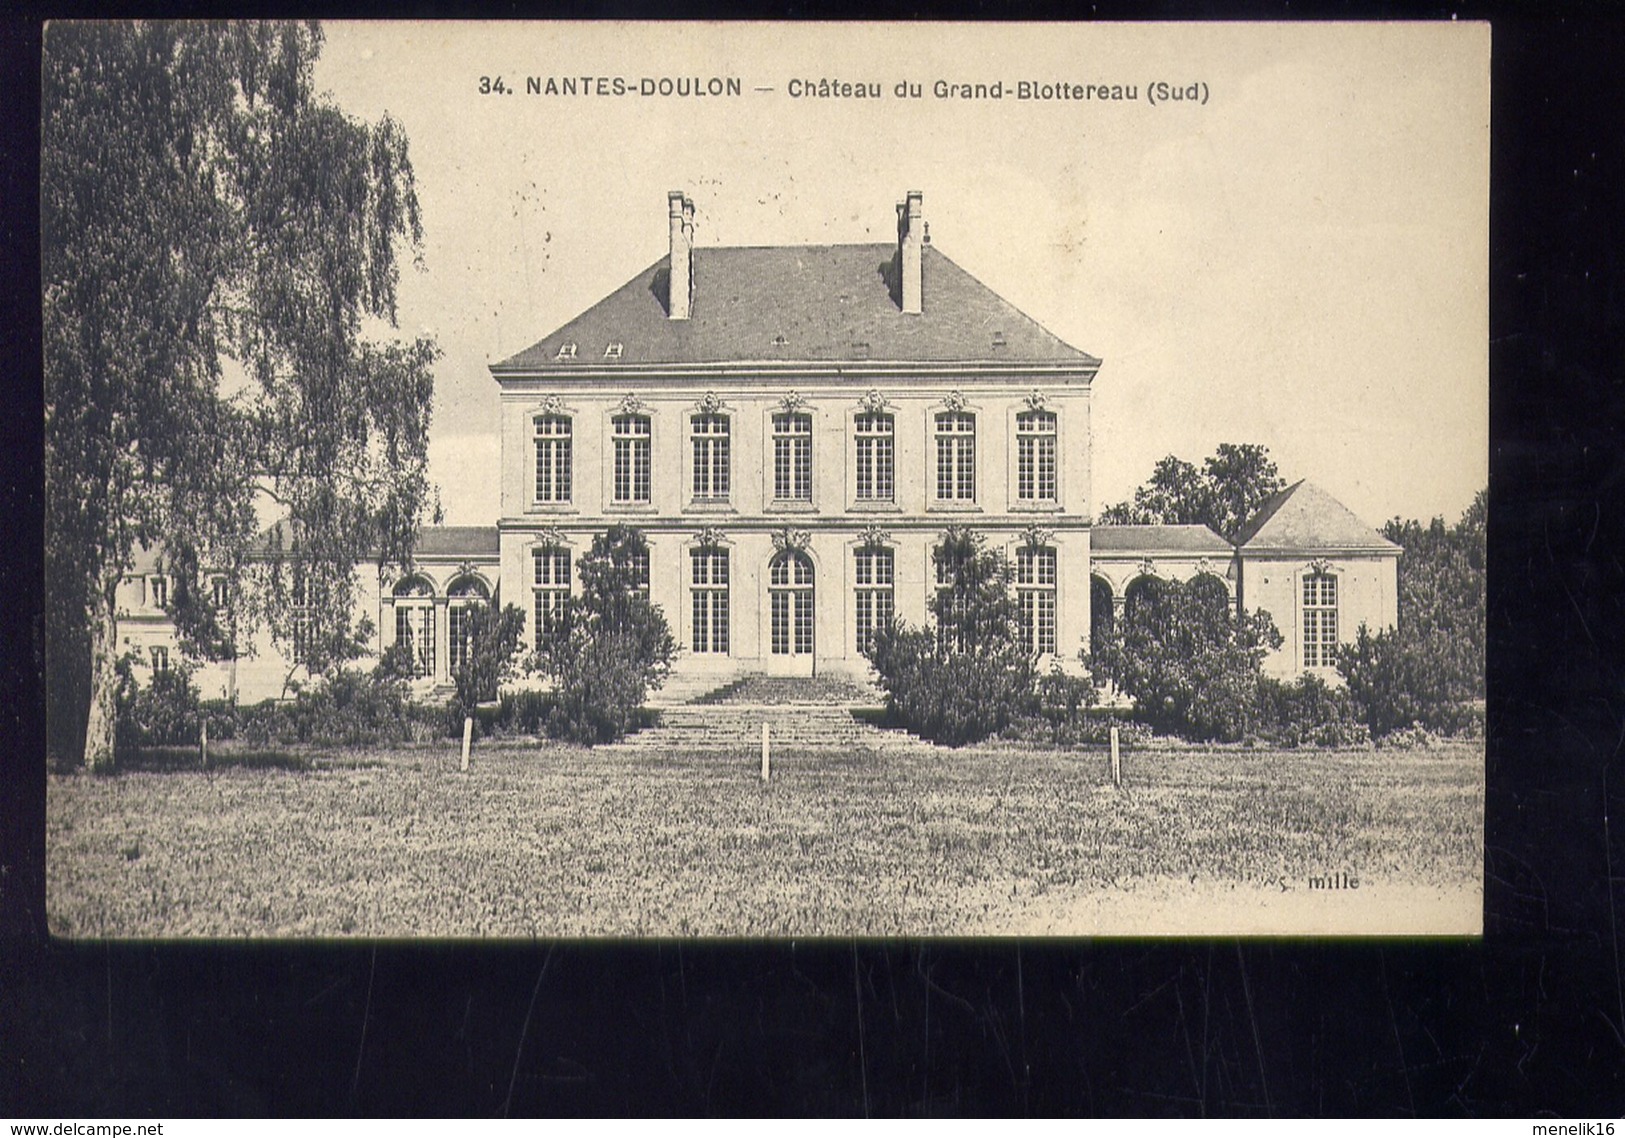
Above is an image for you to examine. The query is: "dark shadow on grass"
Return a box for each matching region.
[118,745,312,773]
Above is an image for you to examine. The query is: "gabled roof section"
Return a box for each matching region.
[493,244,1098,370]
[1235,480,1400,553]
[1091,524,1234,555]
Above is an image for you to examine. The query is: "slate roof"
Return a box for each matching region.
[249,523,500,560]
[1091,524,1234,555]
[412,526,500,557]
[1234,480,1400,553]
[493,245,1098,370]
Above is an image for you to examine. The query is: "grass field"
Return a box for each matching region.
[46,740,1483,938]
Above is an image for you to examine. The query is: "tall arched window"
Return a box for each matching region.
[447,576,491,675]
[1089,576,1115,659]
[769,550,815,656]
[392,576,436,679]
[1302,571,1339,668]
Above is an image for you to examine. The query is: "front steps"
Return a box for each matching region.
[607,671,938,753]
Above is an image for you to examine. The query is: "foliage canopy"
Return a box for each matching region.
[1100,443,1286,542]
[44,22,439,769]
[532,526,675,744]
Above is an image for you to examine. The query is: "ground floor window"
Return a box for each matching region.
[691,548,729,654]
[854,546,894,653]
[1017,546,1058,655]
[149,645,169,674]
[1303,572,1339,668]
[533,547,571,642]
[394,604,435,678]
[447,576,491,675]
[770,550,814,656]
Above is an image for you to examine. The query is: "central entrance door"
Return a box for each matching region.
[768,550,815,675]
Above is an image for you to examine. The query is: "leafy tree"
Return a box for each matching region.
[532,527,675,744]
[1336,490,1486,736]
[1089,575,1283,742]
[1100,443,1286,541]
[44,22,438,770]
[450,602,527,715]
[866,528,1036,745]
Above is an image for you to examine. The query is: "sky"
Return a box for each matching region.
[312,21,1489,530]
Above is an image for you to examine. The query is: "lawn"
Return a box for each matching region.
[46,740,1483,938]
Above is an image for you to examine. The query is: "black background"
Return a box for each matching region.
[4,7,1623,1118]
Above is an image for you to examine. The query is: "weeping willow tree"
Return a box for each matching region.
[44,21,438,770]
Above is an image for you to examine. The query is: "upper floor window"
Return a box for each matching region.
[934,412,976,502]
[1303,572,1339,668]
[855,412,894,502]
[148,575,168,609]
[691,414,731,502]
[1016,410,1058,503]
[533,547,572,641]
[772,413,813,502]
[854,546,895,653]
[612,414,652,504]
[210,576,229,610]
[534,415,572,504]
[1016,546,1058,656]
[149,645,170,674]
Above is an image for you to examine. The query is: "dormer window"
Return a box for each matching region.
[148,575,167,609]
[770,334,788,348]
[555,342,577,361]
[603,342,623,360]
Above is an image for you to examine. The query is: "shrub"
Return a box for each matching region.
[1335,624,1481,739]
[1003,708,1151,749]
[1026,668,1101,745]
[1255,673,1371,748]
[115,655,203,752]
[239,654,414,747]
[1090,576,1282,742]
[866,530,1036,747]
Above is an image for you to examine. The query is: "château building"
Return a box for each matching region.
[116,191,1399,702]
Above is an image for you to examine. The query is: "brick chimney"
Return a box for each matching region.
[896,190,923,315]
[668,190,694,320]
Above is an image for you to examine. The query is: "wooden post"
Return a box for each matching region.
[761,721,770,783]
[1110,726,1121,788]
[200,717,208,769]
[461,715,473,772]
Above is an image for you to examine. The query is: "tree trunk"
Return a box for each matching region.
[84,570,121,773]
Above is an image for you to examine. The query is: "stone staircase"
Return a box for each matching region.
[606,672,939,754]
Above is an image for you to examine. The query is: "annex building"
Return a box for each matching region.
[119,191,1399,702]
